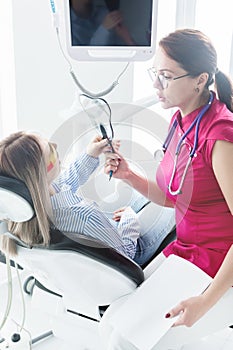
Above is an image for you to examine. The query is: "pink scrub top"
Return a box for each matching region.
[156,92,233,277]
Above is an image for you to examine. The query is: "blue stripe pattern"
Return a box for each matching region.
[51,153,140,259]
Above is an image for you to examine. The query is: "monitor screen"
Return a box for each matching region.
[64,0,158,61]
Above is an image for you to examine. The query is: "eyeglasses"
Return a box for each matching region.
[47,143,57,172]
[147,67,190,89]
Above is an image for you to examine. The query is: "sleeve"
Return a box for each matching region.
[117,207,140,259]
[204,119,233,166]
[52,153,99,193]
[207,119,233,143]
[74,203,139,260]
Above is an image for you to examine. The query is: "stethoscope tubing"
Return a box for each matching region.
[164,91,214,196]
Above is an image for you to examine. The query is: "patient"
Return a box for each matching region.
[0,131,174,264]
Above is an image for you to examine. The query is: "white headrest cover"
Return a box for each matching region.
[0,188,34,222]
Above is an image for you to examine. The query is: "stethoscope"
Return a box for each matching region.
[162,91,214,196]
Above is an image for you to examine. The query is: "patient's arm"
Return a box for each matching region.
[116,206,140,258]
[53,137,120,193]
[52,152,99,193]
[65,201,140,260]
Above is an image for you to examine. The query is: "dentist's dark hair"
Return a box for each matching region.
[159,29,233,111]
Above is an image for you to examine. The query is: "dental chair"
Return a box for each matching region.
[0,174,147,348]
[0,173,177,349]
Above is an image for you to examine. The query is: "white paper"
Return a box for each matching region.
[110,255,212,350]
[179,327,233,350]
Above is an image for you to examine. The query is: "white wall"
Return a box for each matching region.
[8,0,134,139]
[0,0,17,138]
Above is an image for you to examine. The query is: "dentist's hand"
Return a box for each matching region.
[104,152,130,180]
[165,294,210,327]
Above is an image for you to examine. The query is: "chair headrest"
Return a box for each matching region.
[0,175,34,222]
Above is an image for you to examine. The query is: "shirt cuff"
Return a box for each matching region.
[81,152,100,168]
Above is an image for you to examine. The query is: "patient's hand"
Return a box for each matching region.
[112,207,127,221]
[86,136,120,158]
[102,10,122,30]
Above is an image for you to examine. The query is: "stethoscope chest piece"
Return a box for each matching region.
[154,149,164,164]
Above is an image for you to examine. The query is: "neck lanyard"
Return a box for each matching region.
[164,91,214,195]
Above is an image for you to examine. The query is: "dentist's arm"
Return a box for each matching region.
[104,152,173,208]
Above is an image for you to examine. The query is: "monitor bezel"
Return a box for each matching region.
[63,0,158,62]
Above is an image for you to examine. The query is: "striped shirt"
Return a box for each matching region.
[51,153,140,259]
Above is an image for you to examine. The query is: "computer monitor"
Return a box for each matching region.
[63,0,158,61]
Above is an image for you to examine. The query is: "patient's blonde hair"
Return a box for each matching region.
[0,131,53,256]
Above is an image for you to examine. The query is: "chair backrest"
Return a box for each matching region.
[0,175,144,319]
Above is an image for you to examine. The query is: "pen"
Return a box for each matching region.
[100,124,115,181]
[109,170,113,181]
